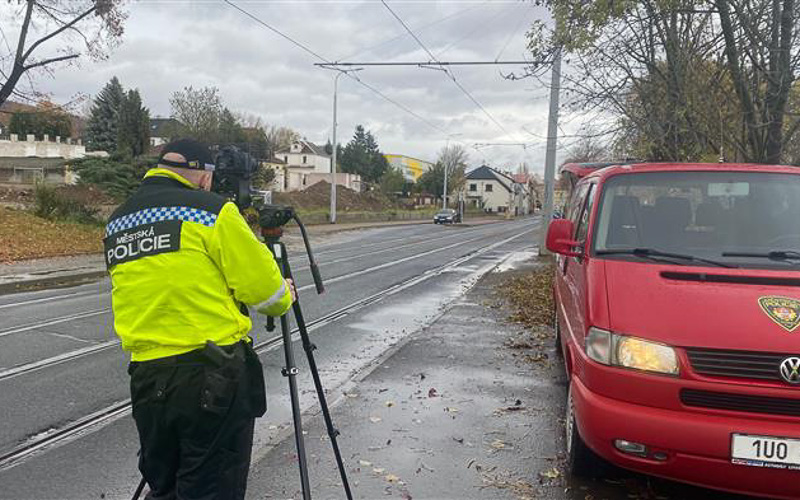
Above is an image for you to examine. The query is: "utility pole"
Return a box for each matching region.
[540,46,562,254]
[328,68,362,224]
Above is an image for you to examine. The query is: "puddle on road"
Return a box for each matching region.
[494,249,539,272]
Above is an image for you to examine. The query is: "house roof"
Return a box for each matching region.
[512,173,531,184]
[466,165,512,192]
[276,139,330,157]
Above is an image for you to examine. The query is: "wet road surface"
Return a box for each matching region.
[0,218,538,499]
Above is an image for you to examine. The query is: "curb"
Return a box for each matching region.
[0,270,108,295]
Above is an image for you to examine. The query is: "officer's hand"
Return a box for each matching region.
[286,279,297,303]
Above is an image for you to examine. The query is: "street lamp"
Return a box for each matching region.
[328,68,362,224]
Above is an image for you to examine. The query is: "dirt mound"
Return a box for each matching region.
[273,181,400,212]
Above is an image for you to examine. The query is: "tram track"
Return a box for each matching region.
[0,226,534,473]
[0,222,532,382]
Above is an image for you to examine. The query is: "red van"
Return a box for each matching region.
[547,163,800,499]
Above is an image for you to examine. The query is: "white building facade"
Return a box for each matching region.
[464,165,531,215]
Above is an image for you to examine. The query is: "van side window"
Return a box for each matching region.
[575,185,596,242]
[567,184,589,225]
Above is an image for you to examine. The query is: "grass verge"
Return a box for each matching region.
[0,208,103,262]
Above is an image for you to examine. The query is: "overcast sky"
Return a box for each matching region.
[5,0,580,174]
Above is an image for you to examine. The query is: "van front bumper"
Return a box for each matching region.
[572,376,800,500]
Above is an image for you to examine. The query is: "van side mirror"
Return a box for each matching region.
[546,219,582,257]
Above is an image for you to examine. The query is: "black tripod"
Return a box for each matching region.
[261,208,353,500]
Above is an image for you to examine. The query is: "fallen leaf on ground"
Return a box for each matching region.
[369,416,382,423]
[427,388,438,397]
[539,467,561,480]
[385,474,400,483]
[490,439,507,449]
[385,401,395,407]
[358,460,372,467]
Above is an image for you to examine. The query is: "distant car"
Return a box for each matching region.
[433,209,460,224]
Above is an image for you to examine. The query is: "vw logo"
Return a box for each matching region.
[779,357,800,384]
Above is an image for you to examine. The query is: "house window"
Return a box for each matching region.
[284,156,288,162]
[485,184,493,192]
[469,183,477,192]
[302,155,307,164]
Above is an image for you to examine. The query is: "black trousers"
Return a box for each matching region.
[129,341,266,500]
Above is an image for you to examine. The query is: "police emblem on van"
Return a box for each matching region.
[103,220,181,268]
[758,296,800,332]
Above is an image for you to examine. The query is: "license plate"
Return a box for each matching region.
[732,434,800,470]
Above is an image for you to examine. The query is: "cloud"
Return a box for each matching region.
[5,0,589,173]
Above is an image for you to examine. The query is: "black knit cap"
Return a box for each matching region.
[158,138,215,171]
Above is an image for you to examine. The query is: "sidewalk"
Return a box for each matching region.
[0,216,509,294]
[246,260,572,500]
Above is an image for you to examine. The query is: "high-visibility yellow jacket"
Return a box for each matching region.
[105,168,292,362]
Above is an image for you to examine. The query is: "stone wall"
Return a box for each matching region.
[0,134,86,159]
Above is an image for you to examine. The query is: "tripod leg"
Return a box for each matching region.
[279,309,312,500]
[280,244,353,500]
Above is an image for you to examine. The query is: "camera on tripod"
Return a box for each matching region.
[211,145,260,210]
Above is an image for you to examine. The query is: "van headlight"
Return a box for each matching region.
[586,327,679,376]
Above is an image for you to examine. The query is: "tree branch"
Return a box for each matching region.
[23,53,79,71]
[21,4,96,64]
[15,1,35,64]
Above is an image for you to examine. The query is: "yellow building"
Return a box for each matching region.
[384,154,434,183]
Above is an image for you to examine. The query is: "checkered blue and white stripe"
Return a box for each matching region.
[105,206,217,236]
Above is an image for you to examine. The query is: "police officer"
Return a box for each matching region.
[104,139,294,500]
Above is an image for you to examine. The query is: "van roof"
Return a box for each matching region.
[582,162,800,182]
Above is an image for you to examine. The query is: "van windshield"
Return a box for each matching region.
[593,171,800,269]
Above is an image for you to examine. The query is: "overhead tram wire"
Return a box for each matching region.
[436,2,519,59]
[494,2,536,62]
[335,0,491,63]
[379,0,516,142]
[223,0,472,151]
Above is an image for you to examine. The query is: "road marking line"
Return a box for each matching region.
[0,308,111,338]
[0,340,119,382]
[0,290,100,310]
[298,221,539,292]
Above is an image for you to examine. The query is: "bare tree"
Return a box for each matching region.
[562,135,609,164]
[264,125,299,159]
[524,0,800,164]
[169,86,223,144]
[0,0,126,107]
[437,143,469,192]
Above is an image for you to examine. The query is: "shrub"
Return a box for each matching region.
[70,155,157,200]
[33,183,100,224]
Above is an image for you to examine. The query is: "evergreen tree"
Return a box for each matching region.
[85,77,125,152]
[218,108,245,145]
[117,89,151,158]
[340,125,390,183]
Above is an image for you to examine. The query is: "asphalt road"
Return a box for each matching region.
[0,217,540,499]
